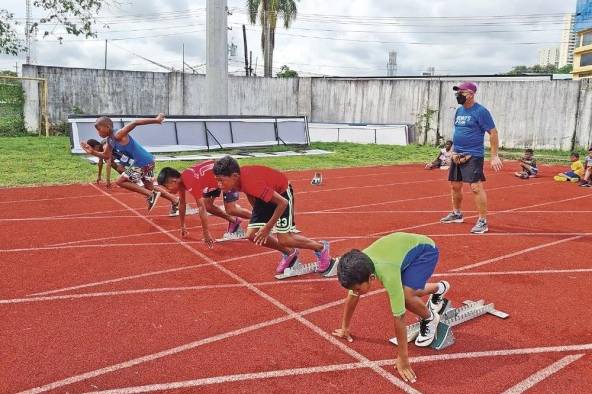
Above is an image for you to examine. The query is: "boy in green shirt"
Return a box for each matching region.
[333,232,450,383]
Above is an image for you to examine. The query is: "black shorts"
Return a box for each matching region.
[448,156,486,183]
[249,185,296,234]
[202,189,240,203]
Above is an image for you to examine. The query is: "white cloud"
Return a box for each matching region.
[0,0,577,75]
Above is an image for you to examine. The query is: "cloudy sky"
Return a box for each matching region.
[0,0,577,76]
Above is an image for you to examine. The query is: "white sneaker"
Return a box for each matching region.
[428,281,450,314]
[415,311,440,347]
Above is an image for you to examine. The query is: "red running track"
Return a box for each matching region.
[0,163,591,393]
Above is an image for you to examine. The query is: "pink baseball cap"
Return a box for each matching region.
[453,82,477,93]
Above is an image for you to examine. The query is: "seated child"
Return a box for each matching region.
[213,156,333,274]
[514,148,538,179]
[157,163,251,247]
[425,140,453,170]
[81,139,127,187]
[554,152,584,182]
[579,147,592,187]
[333,232,450,383]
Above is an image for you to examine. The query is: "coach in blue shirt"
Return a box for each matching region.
[440,82,503,234]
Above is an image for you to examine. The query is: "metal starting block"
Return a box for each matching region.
[275,257,339,280]
[215,229,247,243]
[389,299,509,350]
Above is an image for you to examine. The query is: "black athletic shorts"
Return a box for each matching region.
[448,156,486,183]
[249,184,296,234]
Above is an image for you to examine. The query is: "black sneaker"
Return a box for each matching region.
[427,281,450,314]
[415,312,440,347]
[147,191,161,212]
[169,200,180,216]
[579,182,591,188]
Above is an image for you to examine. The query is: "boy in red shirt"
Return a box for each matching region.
[157,161,251,247]
[213,156,333,274]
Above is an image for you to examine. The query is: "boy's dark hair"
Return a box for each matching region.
[157,167,181,185]
[87,139,103,151]
[525,148,534,154]
[213,155,241,177]
[445,140,453,145]
[571,152,580,159]
[336,249,375,289]
[95,116,113,130]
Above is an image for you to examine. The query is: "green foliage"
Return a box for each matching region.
[1,0,107,56]
[277,65,298,78]
[505,64,573,75]
[0,77,26,135]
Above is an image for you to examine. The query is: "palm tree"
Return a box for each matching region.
[247,0,299,77]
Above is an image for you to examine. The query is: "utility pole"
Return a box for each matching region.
[206,0,228,114]
[249,51,253,76]
[242,25,249,76]
[25,0,32,64]
[104,40,108,70]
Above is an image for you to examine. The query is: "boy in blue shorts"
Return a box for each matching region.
[95,114,178,213]
[332,232,449,383]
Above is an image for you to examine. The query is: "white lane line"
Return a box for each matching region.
[27,249,282,297]
[501,354,585,394]
[1,178,444,223]
[314,181,549,213]
[450,235,585,272]
[5,268,592,305]
[17,288,387,394]
[83,185,418,393]
[83,345,592,394]
[24,193,592,297]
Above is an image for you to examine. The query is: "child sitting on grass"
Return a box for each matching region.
[514,148,538,179]
[554,152,584,182]
[579,147,592,188]
[425,140,453,170]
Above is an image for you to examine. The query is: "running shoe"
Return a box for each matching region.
[276,248,299,274]
[440,211,464,223]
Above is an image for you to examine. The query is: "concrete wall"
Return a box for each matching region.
[22,65,592,150]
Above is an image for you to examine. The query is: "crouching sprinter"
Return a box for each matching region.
[332,232,450,383]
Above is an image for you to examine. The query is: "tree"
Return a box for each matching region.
[505,63,573,75]
[1,1,108,56]
[276,65,298,78]
[247,0,299,77]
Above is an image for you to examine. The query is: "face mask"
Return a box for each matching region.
[456,93,467,105]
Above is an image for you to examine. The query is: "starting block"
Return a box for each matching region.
[275,257,339,280]
[311,172,323,186]
[215,229,247,243]
[169,204,199,217]
[389,299,509,350]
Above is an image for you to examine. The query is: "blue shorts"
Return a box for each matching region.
[202,188,240,203]
[564,171,579,179]
[400,244,439,290]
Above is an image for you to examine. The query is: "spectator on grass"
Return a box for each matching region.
[554,152,584,183]
[514,148,538,179]
[440,82,503,234]
[578,147,592,188]
[425,140,453,170]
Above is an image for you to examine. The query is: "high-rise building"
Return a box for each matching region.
[573,0,592,79]
[559,13,576,67]
[387,50,397,76]
[538,47,560,66]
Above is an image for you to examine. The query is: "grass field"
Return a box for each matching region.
[0,136,583,187]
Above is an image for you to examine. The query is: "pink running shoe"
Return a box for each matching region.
[276,249,299,274]
[227,217,242,234]
[315,241,332,272]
